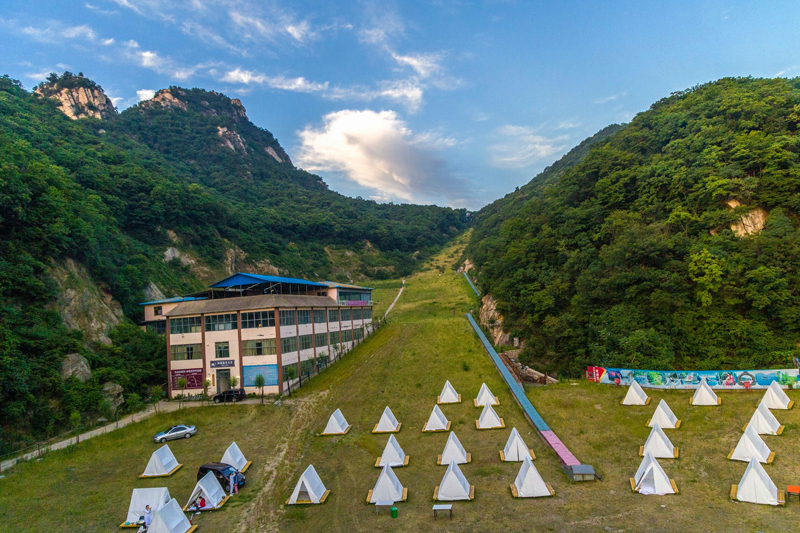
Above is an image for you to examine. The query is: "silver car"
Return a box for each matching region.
[153,424,197,443]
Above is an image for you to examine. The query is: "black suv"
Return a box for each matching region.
[212,388,246,403]
[197,462,246,489]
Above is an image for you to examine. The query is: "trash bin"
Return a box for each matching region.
[391,507,398,519]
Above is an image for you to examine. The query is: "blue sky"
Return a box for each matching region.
[2,1,799,210]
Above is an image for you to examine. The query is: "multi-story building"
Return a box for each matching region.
[140,273,373,398]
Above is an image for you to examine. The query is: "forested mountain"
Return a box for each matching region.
[466,77,800,376]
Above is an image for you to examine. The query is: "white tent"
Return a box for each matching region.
[373,406,401,433]
[632,451,677,495]
[690,378,720,406]
[423,404,450,432]
[321,408,351,435]
[476,403,505,429]
[621,380,650,406]
[148,498,192,533]
[474,383,499,407]
[439,432,470,465]
[438,380,461,404]
[376,434,408,467]
[746,403,784,436]
[641,424,678,459]
[367,465,407,504]
[123,487,171,526]
[141,445,182,478]
[435,460,473,501]
[184,471,227,511]
[729,424,774,463]
[732,457,781,506]
[287,465,329,505]
[647,400,680,429]
[512,456,553,498]
[221,442,250,472]
[501,427,534,462]
[760,381,793,410]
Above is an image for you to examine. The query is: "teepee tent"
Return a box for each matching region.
[760,381,793,410]
[501,427,534,462]
[746,403,784,436]
[373,406,401,433]
[632,451,677,495]
[367,465,407,503]
[621,380,650,406]
[148,498,192,533]
[321,408,351,435]
[476,403,505,429]
[474,383,499,407]
[141,444,182,477]
[221,442,251,472]
[732,457,782,506]
[512,456,554,498]
[184,471,227,511]
[423,405,450,432]
[435,460,474,501]
[640,424,678,459]
[438,380,461,404]
[729,424,774,463]
[439,432,470,465]
[376,434,409,467]
[690,378,720,406]
[123,487,171,526]
[287,465,329,505]
[647,400,680,429]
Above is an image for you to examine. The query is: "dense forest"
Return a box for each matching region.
[467,77,800,376]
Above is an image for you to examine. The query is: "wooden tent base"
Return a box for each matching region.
[139,463,183,479]
[638,446,679,458]
[437,453,471,465]
[372,423,402,434]
[240,461,252,473]
[422,421,451,432]
[474,397,500,407]
[475,418,505,430]
[366,488,407,503]
[437,394,461,405]
[510,482,554,498]
[183,494,230,512]
[730,485,785,505]
[433,485,474,501]
[375,455,410,467]
[499,449,535,461]
[285,489,330,505]
[320,425,352,436]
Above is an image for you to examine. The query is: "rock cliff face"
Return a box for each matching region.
[480,294,510,346]
[727,199,768,237]
[35,85,116,120]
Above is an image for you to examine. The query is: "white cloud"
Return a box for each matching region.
[15,21,101,44]
[358,9,404,45]
[136,89,156,101]
[489,125,568,169]
[391,52,443,78]
[220,68,329,92]
[181,21,245,55]
[123,40,200,79]
[593,91,627,104]
[776,65,799,77]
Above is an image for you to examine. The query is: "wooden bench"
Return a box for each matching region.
[432,504,452,519]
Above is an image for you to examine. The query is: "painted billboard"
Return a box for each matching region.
[587,366,798,389]
[243,364,278,387]
[170,368,204,389]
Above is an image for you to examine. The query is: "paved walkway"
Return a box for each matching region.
[383,283,405,318]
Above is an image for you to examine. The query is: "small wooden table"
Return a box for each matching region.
[787,485,800,502]
[433,504,452,519]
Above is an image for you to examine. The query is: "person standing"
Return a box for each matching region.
[229,471,237,495]
[143,505,152,530]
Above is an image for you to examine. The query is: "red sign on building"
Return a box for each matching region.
[170,368,204,389]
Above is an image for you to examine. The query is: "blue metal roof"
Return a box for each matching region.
[209,272,327,289]
[139,296,206,306]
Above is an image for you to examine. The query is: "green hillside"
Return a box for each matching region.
[466,77,800,375]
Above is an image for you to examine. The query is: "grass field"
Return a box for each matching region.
[2,234,799,532]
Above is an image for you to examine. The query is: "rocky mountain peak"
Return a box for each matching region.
[34,72,117,120]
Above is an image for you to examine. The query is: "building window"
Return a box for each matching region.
[169,316,202,334]
[353,309,362,321]
[363,308,372,320]
[342,329,353,342]
[341,308,352,322]
[299,334,313,351]
[297,310,311,325]
[354,327,364,340]
[279,310,296,326]
[315,332,327,348]
[205,314,237,331]
[328,309,339,322]
[170,343,202,361]
[243,339,276,356]
[329,331,340,345]
[300,359,314,376]
[313,310,326,323]
[154,306,162,316]
[242,310,275,329]
[215,342,230,358]
[146,321,166,335]
[338,291,372,304]
[281,336,297,354]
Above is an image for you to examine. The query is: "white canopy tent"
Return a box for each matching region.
[141,445,182,478]
[640,424,678,459]
[512,456,553,498]
[760,381,793,410]
[221,442,251,472]
[690,377,721,406]
[746,403,784,435]
[287,465,329,505]
[148,498,193,533]
[434,460,474,501]
[122,487,171,527]
[732,457,782,506]
[474,383,499,407]
[476,403,505,429]
[439,432,470,465]
[729,424,774,463]
[367,465,407,504]
[621,380,650,406]
[373,406,401,433]
[376,434,409,467]
[438,380,461,404]
[423,405,450,432]
[321,408,351,435]
[647,400,680,429]
[632,451,677,495]
[184,471,227,511]
[501,427,534,462]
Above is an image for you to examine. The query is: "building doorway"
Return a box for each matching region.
[216,369,231,394]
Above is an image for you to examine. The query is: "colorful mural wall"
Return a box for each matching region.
[587,366,798,389]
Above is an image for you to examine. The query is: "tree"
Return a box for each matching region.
[254,373,266,404]
[177,378,187,409]
[126,393,143,421]
[203,379,211,405]
[229,375,239,389]
[283,366,297,396]
[150,385,163,414]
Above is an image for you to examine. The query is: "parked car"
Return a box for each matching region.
[153,424,196,443]
[212,388,246,403]
[198,462,246,490]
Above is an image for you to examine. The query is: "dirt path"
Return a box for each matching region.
[383,283,404,318]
